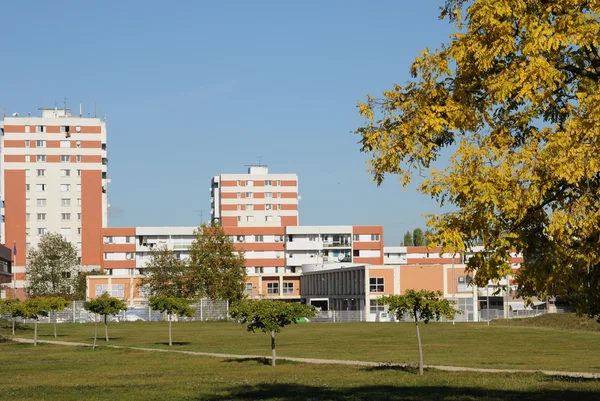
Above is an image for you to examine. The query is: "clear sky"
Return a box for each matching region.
[1,1,456,245]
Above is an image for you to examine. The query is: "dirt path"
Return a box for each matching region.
[10,337,600,379]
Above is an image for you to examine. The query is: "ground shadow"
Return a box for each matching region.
[198,383,600,401]
[362,364,420,375]
[540,375,600,383]
[154,342,191,346]
[223,358,300,366]
[85,337,124,342]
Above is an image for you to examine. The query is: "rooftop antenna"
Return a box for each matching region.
[79,103,82,117]
[196,210,208,225]
[63,96,68,111]
[94,103,97,118]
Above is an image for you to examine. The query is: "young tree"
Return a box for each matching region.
[44,296,71,338]
[356,0,600,319]
[148,295,195,346]
[20,298,50,346]
[230,300,317,366]
[403,231,413,247]
[187,222,247,302]
[0,298,22,335]
[84,294,128,347]
[139,246,187,297]
[377,290,458,375]
[25,233,80,298]
[412,228,425,247]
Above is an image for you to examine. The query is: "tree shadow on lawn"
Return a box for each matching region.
[223,358,300,366]
[362,364,421,375]
[154,342,191,346]
[199,383,600,401]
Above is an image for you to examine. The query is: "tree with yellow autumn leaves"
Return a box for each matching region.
[356,1,600,318]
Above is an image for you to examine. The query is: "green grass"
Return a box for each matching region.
[3,341,600,401]
[493,313,600,332]
[3,317,600,373]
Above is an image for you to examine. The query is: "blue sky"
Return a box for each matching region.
[1,1,456,245]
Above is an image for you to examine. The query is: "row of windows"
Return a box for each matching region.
[103,236,136,244]
[233,235,285,243]
[26,227,82,236]
[234,203,284,210]
[26,198,81,207]
[24,155,84,162]
[244,282,294,295]
[95,284,124,297]
[24,125,82,134]
[25,213,81,222]
[25,140,83,148]
[235,180,286,187]
[237,215,282,223]
[235,192,283,199]
[25,183,82,192]
[353,234,381,242]
[27,169,81,177]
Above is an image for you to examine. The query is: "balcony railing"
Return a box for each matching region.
[322,242,352,248]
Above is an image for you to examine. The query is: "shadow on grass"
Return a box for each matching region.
[199,383,600,401]
[223,358,300,366]
[541,375,600,383]
[154,342,191,346]
[362,363,420,375]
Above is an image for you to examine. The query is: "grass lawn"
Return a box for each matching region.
[3,316,600,373]
[2,341,600,401]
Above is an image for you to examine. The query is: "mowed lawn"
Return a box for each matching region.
[3,319,600,373]
[3,341,600,401]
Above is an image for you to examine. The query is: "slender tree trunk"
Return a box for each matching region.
[271,330,276,367]
[53,311,58,338]
[34,320,38,346]
[414,316,424,376]
[93,320,98,349]
[12,317,15,335]
[104,314,109,342]
[168,314,172,346]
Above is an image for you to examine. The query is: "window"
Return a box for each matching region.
[245,192,253,198]
[36,184,46,192]
[265,204,272,210]
[60,140,70,148]
[60,126,68,133]
[36,155,46,162]
[26,198,31,206]
[255,235,264,242]
[77,198,82,206]
[36,169,45,177]
[267,282,279,294]
[277,180,281,186]
[265,216,273,222]
[36,140,46,147]
[60,155,70,162]
[61,198,71,206]
[77,184,81,192]
[37,228,47,235]
[104,236,114,244]
[265,180,272,186]
[26,213,30,221]
[36,125,45,133]
[236,204,241,211]
[246,180,253,186]
[61,169,71,177]
[246,216,254,222]
[77,213,82,221]
[237,216,241,222]
[246,204,253,211]
[265,192,272,198]
[61,184,71,192]
[26,228,31,236]
[37,213,46,221]
[61,213,71,221]
[26,184,30,191]
[25,140,30,147]
[244,283,253,295]
[61,227,72,236]
[36,198,46,207]
[95,284,109,297]
[126,252,135,260]
[370,299,385,313]
[371,234,380,241]
[277,192,281,198]
[25,155,30,162]
[26,169,31,177]
[77,169,81,177]
[26,243,30,251]
[76,140,81,148]
[278,204,282,210]
[25,125,30,133]
[283,282,294,294]
[236,192,241,198]
[369,277,385,293]
[77,228,82,235]
[256,267,263,274]
[76,155,81,162]
[237,180,241,186]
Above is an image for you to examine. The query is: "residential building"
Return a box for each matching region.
[0,244,12,286]
[1,108,108,298]
[210,166,299,227]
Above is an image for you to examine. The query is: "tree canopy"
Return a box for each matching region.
[84,293,128,343]
[140,246,187,298]
[356,0,600,318]
[25,233,80,298]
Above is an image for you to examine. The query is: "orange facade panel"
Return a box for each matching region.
[47,155,60,163]
[281,216,298,226]
[220,216,238,227]
[221,204,238,211]
[221,180,237,187]
[254,192,265,198]
[80,140,102,148]
[280,192,297,198]
[281,204,297,210]
[4,170,27,267]
[81,155,102,163]
[3,140,24,147]
[445,267,470,294]
[280,180,297,186]
[400,265,444,293]
[4,155,25,162]
[253,180,264,186]
[353,226,383,235]
[353,241,382,251]
[221,192,237,199]
[103,260,137,269]
[368,268,396,295]
[254,204,265,211]
[102,244,136,253]
[102,227,136,236]
[235,243,285,252]
[3,125,26,133]
[79,126,102,134]
[45,126,60,133]
[245,258,286,267]
[46,140,60,148]
[81,170,103,266]
[407,257,458,265]
[355,257,383,265]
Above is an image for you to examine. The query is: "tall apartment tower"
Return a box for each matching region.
[1,107,108,298]
[210,166,298,227]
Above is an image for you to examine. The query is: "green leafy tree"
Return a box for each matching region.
[139,246,187,298]
[84,294,128,347]
[44,296,71,338]
[25,233,80,298]
[187,222,247,302]
[424,229,434,246]
[20,298,50,346]
[412,228,425,247]
[72,269,104,301]
[148,295,195,346]
[230,300,317,366]
[356,0,600,319]
[377,290,458,375]
[403,231,413,247]
[0,298,22,335]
